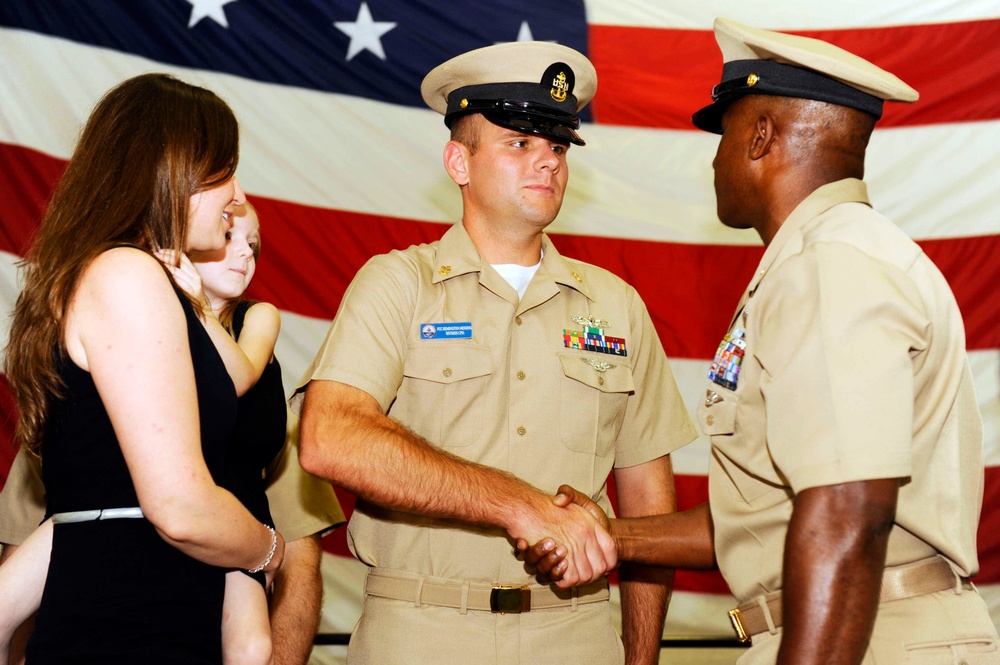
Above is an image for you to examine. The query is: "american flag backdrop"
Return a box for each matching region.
[1,1,998,661]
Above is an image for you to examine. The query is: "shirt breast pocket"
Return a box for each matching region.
[697,387,738,436]
[557,352,634,458]
[401,345,493,448]
[698,387,775,504]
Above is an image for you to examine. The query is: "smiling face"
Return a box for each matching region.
[462,117,570,231]
[186,176,245,253]
[189,203,260,310]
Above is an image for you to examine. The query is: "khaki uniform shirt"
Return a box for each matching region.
[0,426,345,545]
[295,222,696,584]
[698,178,984,603]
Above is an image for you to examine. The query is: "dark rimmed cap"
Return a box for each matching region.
[692,18,918,134]
[420,41,597,146]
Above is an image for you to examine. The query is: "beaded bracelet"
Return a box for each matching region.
[247,525,277,574]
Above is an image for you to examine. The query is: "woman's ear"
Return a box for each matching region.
[443,140,470,186]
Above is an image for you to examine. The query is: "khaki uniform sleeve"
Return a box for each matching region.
[755,242,926,491]
[614,288,698,468]
[290,252,417,415]
[0,447,47,546]
[264,409,346,542]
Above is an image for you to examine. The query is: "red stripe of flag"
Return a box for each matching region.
[320,477,734,594]
[977,466,1000,584]
[322,468,1000,592]
[588,19,1000,130]
[247,198,1000,355]
[0,376,17,486]
[3,144,998,357]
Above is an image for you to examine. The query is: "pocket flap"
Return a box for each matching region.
[557,352,634,394]
[697,388,738,435]
[403,345,493,384]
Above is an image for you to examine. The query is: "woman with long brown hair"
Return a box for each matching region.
[2,73,283,663]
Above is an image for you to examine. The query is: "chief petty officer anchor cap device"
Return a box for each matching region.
[692,17,918,134]
[420,41,597,146]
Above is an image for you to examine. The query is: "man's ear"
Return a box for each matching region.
[749,114,777,161]
[444,140,470,186]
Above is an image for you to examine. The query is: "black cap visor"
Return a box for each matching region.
[447,99,584,146]
[483,110,583,146]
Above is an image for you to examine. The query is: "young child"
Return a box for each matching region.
[162,200,284,665]
[0,202,285,665]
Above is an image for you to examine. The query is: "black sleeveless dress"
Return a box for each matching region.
[26,288,237,664]
[224,300,286,530]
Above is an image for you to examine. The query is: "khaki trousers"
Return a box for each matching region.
[347,594,624,665]
[738,586,999,664]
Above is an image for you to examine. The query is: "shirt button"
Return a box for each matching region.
[517,370,526,380]
[597,376,605,386]
[516,426,526,436]
[706,414,715,426]
[515,316,522,325]
[442,368,452,377]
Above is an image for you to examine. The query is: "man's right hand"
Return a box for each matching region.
[514,485,615,586]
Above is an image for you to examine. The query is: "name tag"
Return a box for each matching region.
[420,322,472,340]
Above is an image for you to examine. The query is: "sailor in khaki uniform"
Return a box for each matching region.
[294,41,696,665]
[0,436,345,663]
[694,19,998,663]
[526,17,999,665]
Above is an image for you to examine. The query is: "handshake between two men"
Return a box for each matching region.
[513,485,718,587]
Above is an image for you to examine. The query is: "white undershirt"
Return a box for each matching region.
[492,260,541,300]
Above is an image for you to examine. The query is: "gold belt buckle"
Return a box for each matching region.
[490,585,531,614]
[728,608,750,643]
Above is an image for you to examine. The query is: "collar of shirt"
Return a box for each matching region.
[757,178,871,292]
[726,178,871,331]
[431,222,597,303]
